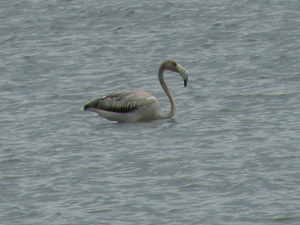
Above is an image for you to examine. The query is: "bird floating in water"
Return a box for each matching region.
[84,59,189,123]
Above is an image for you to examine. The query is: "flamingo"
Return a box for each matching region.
[84,59,189,123]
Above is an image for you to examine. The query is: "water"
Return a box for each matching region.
[1,0,300,224]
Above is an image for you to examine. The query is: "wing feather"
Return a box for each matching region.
[84,90,157,113]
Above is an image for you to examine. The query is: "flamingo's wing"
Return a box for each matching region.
[84,90,157,113]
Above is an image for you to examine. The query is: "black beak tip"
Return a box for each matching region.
[184,80,188,87]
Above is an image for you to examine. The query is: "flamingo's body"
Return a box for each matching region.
[84,59,189,123]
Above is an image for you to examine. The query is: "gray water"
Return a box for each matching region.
[1,0,300,224]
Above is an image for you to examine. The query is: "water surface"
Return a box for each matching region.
[1,0,300,224]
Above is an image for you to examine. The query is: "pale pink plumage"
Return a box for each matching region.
[84,59,189,123]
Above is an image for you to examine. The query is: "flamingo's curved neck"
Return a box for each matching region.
[158,65,176,119]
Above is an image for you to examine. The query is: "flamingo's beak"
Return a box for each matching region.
[176,63,189,87]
